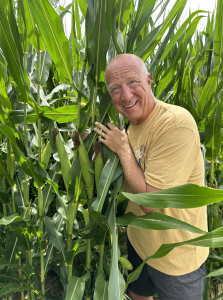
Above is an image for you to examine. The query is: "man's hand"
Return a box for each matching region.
[94,122,131,158]
[94,122,160,215]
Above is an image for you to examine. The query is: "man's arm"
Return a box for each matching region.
[94,122,160,214]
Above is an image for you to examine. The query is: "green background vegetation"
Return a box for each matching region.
[0,0,223,299]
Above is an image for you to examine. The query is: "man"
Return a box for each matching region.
[93,54,208,300]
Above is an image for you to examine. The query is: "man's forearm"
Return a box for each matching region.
[118,145,160,214]
[118,144,147,194]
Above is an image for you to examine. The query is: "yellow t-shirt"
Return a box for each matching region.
[124,100,209,276]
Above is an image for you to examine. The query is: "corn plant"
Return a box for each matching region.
[0,0,223,300]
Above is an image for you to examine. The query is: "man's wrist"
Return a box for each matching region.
[117,143,132,161]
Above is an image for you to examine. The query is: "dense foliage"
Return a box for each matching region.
[0,0,223,299]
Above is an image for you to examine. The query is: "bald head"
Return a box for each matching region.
[105,54,148,85]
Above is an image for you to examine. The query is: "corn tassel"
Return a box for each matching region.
[53,128,71,193]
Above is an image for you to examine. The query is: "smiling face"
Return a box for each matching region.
[105,54,155,125]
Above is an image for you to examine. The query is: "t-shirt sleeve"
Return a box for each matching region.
[144,127,201,189]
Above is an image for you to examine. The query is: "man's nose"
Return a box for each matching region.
[120,85,132,100]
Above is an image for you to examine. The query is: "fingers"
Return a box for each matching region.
[94,122,110,133]
[94,127,106,139]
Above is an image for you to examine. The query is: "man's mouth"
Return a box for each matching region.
[124,101,138,108]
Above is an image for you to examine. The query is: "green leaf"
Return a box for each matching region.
[0,191,10,205]
[94,272,108,300]
[11,105,78,124]
[56,193,68,220]
[44,216,66,261]
[205,101,222,161]
[156,45,183,98]
[126,227,223,286]
[0,125,44,188]
[0,273,27,286]
[107,200,125,300]
[85,91,112,153]
[0,214,26,226]
[71,4,82,72]
[206,267,223,278]
[0,257,17,270]
[214,0,223,66]
[18,0,45,50]
[91,152,119,225]
[196,65,219,119]
[160,11,207,62]
[65,272,90,300]
[0,156,15,188]
[0,67,11,113]
[122,183,223,209]
[133,0,186,60]
[42,105,78,123]
[115,0,132,32]
[77,0,87,17]
[116,212,206,234]
[32,50,52,85]
[4,231,20,266]
[27,0,81,96]
[0,2,29,100]
[44,243,55,276]
[148,13,179,73]
[89,0,113,80]
[0,283,29,297]
[127,0,156,53]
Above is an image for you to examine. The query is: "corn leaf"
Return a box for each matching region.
[90,152,119,225]
[0,283,29,297]
[0,2,28,99]
[0,63,11,113]
[133,0,186,60]
[205,101,222,161]
[32,50,52,85]
[11,105,78,124]
[18,0,45,50]
[0,191,10,205]
[107,199,125,300]
[206,267,223,278]
[117,212,207,234]
[196,65,219,119]
[27,0,82,96]
[127,0,156,53]
[0,125,44,188]
[77,0,87,17]
[214,0,223,66]
[85,91,112,153]
[89,0,113,80]
[160,11,206,62]
[0,156,15,188]
[126,227,223,286]
[65,272,90,300]
[94,272,108,300]
[44,216,66,261]
[122,183,223,209]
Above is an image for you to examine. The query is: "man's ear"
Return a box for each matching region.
[146,74,152,87]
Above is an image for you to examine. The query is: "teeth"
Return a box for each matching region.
[125,101,137,108]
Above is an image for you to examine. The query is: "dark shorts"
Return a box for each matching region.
[127,238,205,300]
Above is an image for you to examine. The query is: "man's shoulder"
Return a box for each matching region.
[156,101,198,132]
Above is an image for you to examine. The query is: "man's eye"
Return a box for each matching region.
[112,87,120,93]
[129,80,137,86]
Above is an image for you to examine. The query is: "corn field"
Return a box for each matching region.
[0,0,223,299]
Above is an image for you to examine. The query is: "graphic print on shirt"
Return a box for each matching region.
[132,145,146,171]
